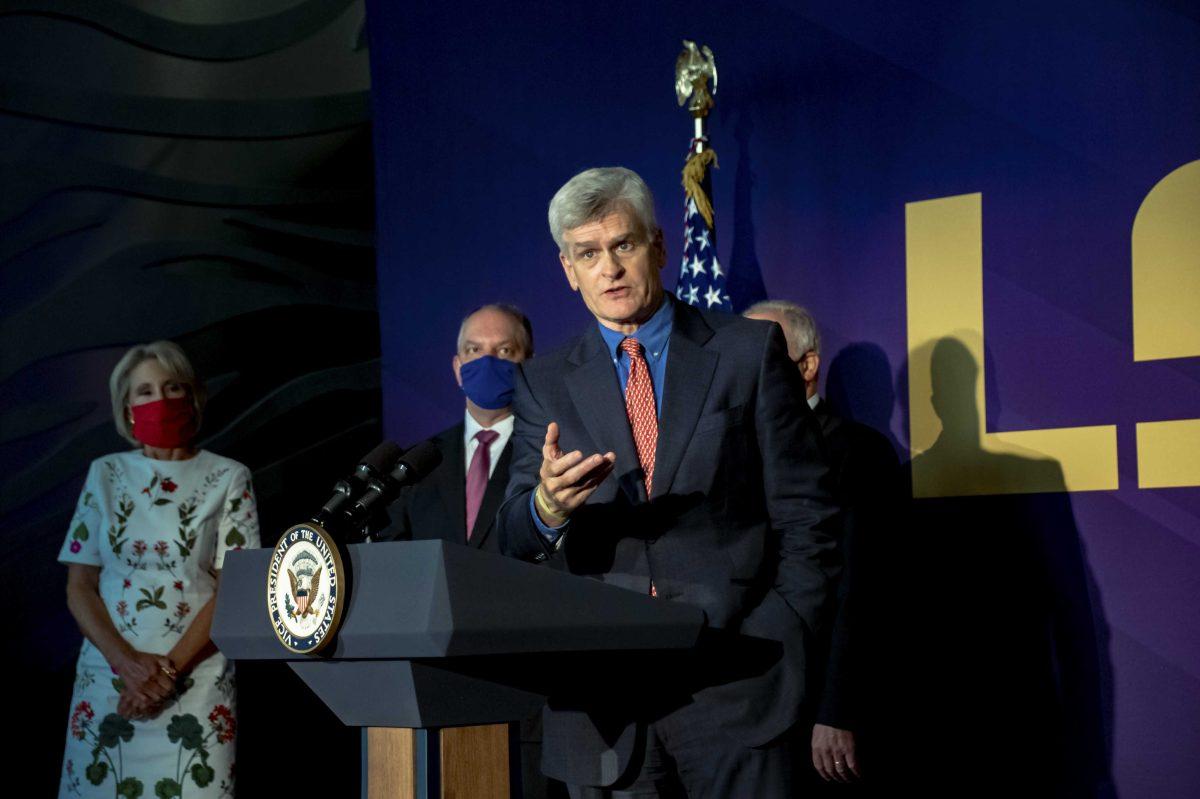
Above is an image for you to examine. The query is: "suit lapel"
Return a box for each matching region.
[434,427,468,543]
[564,327,644,503]
[652,301,717,499]
[469,440,512,547]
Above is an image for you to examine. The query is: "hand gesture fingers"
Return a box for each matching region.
[542,422,562,463]
[557,452,615,491]
[541,447,586,481]
[536,423,616,522]
[540,451,615,517]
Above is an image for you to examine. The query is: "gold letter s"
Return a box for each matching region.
[1133,160,1200,488]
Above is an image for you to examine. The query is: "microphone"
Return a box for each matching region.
[343,440,443,529]
[313,441,404,530]
[388,440,443,489]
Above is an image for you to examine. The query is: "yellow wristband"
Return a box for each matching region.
[534,484,569,524]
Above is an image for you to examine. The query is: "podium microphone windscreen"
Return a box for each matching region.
[390,440,443,486]
[357,440,404,478]
[315,440,404,529]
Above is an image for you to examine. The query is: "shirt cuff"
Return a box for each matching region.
[529,490,567,544]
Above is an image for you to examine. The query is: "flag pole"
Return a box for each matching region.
[676,40,718,226]
[674,41,730,311]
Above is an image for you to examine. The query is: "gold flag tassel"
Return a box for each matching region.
[681,147,719,230]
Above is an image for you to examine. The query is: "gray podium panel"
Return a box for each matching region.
[289,659,545,728]
[212,539,706,729]
[214,540,704,661]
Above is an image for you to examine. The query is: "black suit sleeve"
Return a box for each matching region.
[815,426,901,729]
[497,360,558,561]
[756,325,839,633]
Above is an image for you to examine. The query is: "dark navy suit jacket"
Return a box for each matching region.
[377,422,511,551]
[497,298,837,787]
[810,399,901,733]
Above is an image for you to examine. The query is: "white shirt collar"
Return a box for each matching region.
[808,393,821,410]
[463,410,514,478]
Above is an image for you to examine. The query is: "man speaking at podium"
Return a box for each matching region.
[498,167,836,797]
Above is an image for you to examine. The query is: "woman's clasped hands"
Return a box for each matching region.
[114,650,178,721]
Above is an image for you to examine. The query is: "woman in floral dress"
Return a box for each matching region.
[58,341,260,799]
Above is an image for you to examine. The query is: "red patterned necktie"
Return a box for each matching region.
[620,337,658,497]
[621,338,659,597]
[465,429,499,540]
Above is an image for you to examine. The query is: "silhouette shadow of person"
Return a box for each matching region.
[826,341,905,458]
[862,335,1115,798]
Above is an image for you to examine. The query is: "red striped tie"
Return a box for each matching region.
[620,338,658,497]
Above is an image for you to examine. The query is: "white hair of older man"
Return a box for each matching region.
[548,167,659,255]
[743,299,821,356]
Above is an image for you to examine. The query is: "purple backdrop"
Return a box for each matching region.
[365,2,1200,795]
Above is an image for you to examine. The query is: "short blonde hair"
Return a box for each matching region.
[109,341,207,446]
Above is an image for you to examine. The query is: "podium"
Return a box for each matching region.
[213,540,705,798]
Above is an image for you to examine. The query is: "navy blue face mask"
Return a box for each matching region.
[459,355,516,410]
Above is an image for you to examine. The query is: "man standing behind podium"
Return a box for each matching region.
[745,300,901,791]
[378,305,567,799]
[378,304,532,549]
[498,167,836,798]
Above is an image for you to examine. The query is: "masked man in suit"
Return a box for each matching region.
[497,167,837,798]
[379,303,532,549]
[745,300,901,793]
[377,303,566,798]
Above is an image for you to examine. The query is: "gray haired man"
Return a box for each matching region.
[745,300,900,791]
[497,167,837,797]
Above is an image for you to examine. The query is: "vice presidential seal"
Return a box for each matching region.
[266,523,345,654]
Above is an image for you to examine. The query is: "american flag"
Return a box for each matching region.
[674,171,731,312]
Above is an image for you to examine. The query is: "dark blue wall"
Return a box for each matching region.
[366,2,1200,796]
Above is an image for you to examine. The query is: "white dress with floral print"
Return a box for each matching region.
[57,450,260,799]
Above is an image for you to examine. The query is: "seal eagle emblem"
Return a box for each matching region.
[266,523,345,654]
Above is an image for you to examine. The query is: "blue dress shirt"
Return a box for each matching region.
[596,295,672,418]
[531,295,675,541]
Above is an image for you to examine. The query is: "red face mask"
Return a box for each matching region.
[130,396,197,449]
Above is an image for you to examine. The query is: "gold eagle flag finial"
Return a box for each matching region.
[676,41,718,228]
[675,40,717,118]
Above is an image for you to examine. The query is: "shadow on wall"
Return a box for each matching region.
[859,336,1116,797]
[726,111,769,313]
[825,341,904,458]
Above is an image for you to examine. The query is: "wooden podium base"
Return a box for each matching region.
[366,724,510,799]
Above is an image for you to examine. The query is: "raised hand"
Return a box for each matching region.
[534,422,615,525]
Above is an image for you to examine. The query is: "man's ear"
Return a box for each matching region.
[452,355,463,387]
[559,251,580,291]
[652,227,666,270]
[801,351,821,384]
